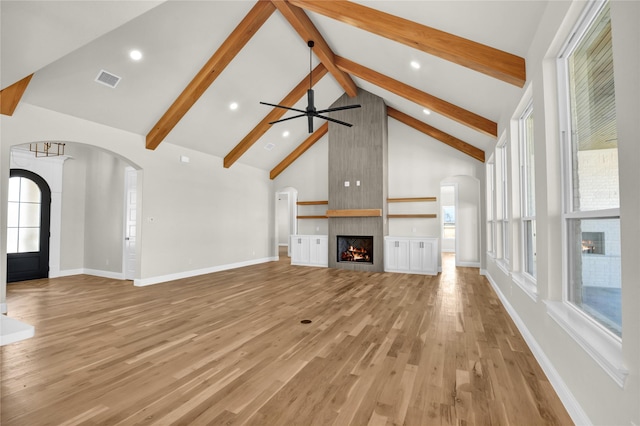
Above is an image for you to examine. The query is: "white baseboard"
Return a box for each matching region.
[54,268,124,280]
[456,261,480,268]
[83,269,125,280]
[52,268,84,278]
[0,303,7,314]
[133,256,278,287]
[484,271,591,426]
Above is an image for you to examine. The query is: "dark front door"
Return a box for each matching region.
[7,169,51,283]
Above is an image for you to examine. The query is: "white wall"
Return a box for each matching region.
[60,151,86,271]
[484,1,640,425]
[83,148,128,274]
[387,119,482,242]
[274,136,329,236]
[1,103,275,297]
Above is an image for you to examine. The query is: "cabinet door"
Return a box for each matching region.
[421,239,436,274]
[309,237,328,266]
[409,239,437,274]
[409,240,424,272]
[291,236,310,263]
[386,239,410,271]
[397,240,410,270]
[385,239,398,270]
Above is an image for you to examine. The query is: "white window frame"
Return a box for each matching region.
[547,0,626,387]
[512,100,538,300]
[496,137,510,275]
[486,155,496,259]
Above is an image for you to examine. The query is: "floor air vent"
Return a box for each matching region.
[95,70,121,88]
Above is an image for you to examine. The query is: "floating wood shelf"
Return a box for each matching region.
[387,197,437,203]
[296,215,328,219]
[326,209,382,217]
[388,214,437,219]
[296,200,328,205]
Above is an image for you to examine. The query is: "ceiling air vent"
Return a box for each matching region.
[95,69,121,88]
[264,143,275,151]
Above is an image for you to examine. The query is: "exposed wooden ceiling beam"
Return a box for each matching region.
[272,0,357,97]
[388,107,485,162]
[288,0,526,87]
[335,56,496,138]
[224,63,328,168]
[0,74,33,116]
[146,0,276,150]
[270,122,328,179]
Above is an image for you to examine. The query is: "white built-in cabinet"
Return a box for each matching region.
[290,235,328,267]
[384,236,438,275]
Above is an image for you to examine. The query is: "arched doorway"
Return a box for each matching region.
[7,169,51,282]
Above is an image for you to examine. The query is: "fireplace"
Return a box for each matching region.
[337,235,373,264]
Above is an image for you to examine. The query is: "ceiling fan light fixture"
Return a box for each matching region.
[259,40,361,133]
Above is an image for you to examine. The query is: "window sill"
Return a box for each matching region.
[545,300,627,387]
[512,272,537,301]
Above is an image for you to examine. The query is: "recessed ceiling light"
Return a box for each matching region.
[229,102,238,110]
[282,131,290,137]
[423,109,431,115]
[410,61,421,70]
[129,50,142,61]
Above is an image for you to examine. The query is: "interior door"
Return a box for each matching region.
[7,169,51,283]
[124,168,137,280]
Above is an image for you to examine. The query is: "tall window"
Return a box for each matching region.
[497,141,509,265]
[7,176,42,253]
[559,1,621,337]
[486,157,495,257]
[520,102,536,278]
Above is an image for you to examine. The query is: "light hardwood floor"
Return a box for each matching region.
[1,252,573,425]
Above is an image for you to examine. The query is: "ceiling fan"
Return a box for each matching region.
[260,41,361,133]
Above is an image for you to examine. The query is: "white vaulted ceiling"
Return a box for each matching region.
[1,1,548,173]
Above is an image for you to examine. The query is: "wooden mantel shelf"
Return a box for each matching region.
[297,200,328,205]
[326,209,382,217]
[387,197,437,203]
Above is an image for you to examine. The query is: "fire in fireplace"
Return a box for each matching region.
[337,235,373,264]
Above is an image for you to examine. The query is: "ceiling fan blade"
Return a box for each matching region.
[314,114,353,127]
[308,115,314,133]
[269,113,309,125]
[260,102,306,114]
[316,104,361,114]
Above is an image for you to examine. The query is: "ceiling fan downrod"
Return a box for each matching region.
[259,40,361,133]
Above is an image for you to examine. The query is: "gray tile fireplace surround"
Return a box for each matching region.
[327,89,388,272]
